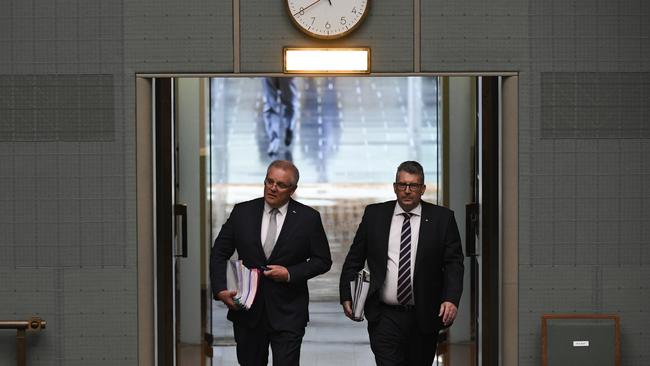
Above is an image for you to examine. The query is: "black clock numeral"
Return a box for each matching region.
[325,21,331,29]
[299,7,305,15]
[310,17,316,26]
[351,7,357,14]
[340,16,346,25]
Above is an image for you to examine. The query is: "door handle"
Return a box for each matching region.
[466,203,479,257]
[174,204,188,258]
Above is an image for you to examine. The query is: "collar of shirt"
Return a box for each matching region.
[264,201,289,217]
[393,202,422,217]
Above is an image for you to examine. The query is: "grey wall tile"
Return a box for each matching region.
[124,0,233,72]
[239,0,412,73]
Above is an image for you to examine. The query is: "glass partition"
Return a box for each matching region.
[209,76,441,362]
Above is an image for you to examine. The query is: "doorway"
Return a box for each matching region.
[209,76,441,365]
[136,74,519,366]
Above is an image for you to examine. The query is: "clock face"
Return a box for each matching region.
[286,0,369,39]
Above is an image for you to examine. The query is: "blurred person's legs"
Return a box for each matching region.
[262,77,281,155]
[277,77,297,145]
[262,77,297,155]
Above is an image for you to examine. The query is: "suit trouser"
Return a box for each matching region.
[233,313,304,366]
[368,303,438,366]
[262,77,297,140]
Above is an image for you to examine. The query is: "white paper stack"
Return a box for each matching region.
[226,260,260,310]
[350,269,370,321]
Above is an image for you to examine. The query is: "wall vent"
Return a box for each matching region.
[0,74,114,142]
[541,72,650,139]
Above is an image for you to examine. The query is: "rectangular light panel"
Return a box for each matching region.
[284,48,370,74]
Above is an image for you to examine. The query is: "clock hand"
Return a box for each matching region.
[293,0,322,16]
[328,0,332,5]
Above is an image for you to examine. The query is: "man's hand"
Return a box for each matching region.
[215,290,239,310]
[342,300,354,319]
[439,301,458,326]
[263,264,289,282]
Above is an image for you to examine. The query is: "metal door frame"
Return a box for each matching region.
[136,73,519,366]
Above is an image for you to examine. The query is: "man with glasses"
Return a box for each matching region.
[210,160,332,366]
[339,161,464,365]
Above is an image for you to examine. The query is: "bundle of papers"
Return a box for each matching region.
[226,260,260,310]
[350,269,370,321]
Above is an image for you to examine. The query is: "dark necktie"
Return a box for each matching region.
[263,208,279,259]
[397,212,414,305]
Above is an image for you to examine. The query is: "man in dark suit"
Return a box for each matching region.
[211,160,332,366]
[340,161,464,365]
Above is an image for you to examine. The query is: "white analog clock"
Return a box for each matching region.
[286,0,369,39]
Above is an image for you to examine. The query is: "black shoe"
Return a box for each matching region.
[284,129,293,146]
[283,150,293,161]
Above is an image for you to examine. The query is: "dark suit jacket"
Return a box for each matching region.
[339,200,464,334]
[210,197,332,331]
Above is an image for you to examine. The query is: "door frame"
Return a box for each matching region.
[136,73,518,366]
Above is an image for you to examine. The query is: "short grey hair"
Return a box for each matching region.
[268,160,300,186]
[395,161,424,184]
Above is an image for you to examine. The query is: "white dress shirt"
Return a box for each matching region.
[380,202,422,305]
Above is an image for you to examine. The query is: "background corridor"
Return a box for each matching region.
[210,76,442,365]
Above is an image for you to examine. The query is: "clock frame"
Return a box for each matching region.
[285,0,370,40]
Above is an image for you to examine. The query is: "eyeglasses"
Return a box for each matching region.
[394,182,423,191]
[264,178,293,190]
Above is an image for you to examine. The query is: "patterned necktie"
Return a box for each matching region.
[263,208,279,259]
[397,212,414,305]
